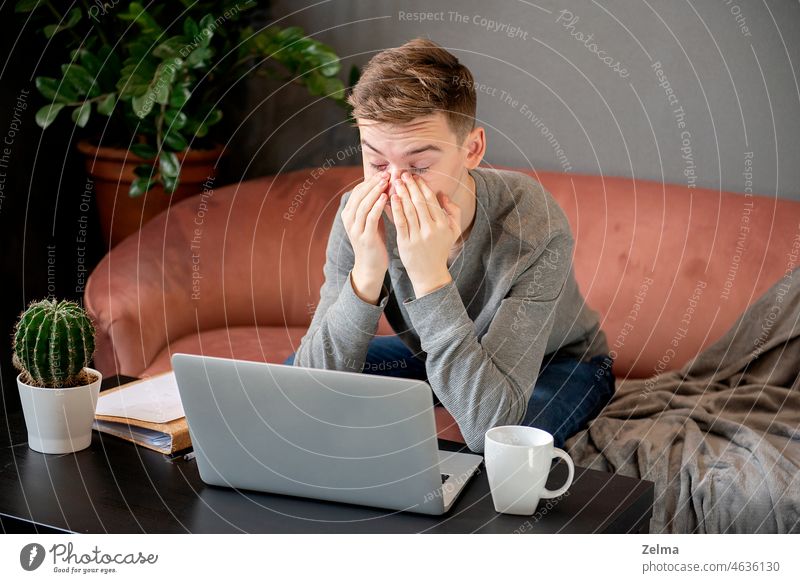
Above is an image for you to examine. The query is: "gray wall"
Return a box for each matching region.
[234,0,800,200]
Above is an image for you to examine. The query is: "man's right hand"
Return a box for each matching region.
[341,171,390,304]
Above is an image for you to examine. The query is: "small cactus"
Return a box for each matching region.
[12,299,96,388]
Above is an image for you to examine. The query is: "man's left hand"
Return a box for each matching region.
[390,172,462,298]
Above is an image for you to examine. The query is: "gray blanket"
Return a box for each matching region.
[565,266,800,533]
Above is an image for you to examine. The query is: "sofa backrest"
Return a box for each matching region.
[87,165,799,379]
[534,170,799,379]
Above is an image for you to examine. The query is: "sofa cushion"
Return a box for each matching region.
[142,325,309,377]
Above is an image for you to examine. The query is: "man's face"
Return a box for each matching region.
[358,112,471,224]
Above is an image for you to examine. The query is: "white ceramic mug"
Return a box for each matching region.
[484,425,575,515]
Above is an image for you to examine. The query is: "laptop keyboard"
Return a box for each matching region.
[441,473,451,483]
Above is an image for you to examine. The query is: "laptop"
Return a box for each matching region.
[171,353,483,515]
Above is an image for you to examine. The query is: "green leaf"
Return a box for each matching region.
[161,172,179,194]
[71,102,91,127]
[152,58,181,104]
[159,151,180,178]
[205,109,222,127]
[15,0,40,13]
[192,122,209,138]
[186,46,212,68]
[305,73,344,99]
[130,144,157,159]
[305,73,324,96]
[198,14,217,40]
[96,93,116,115]
[330,80,346,101]
[311,47,340,77]
[43,7,81,39]
[276,26,304,43]
[78,50,102,78]
[118,2,162,35]
[129,176,155,197]
[164,109,187,130]
[126,37,153,62]
[153,84,169,105]
[133,163,154,177]
[183,16,199,39]
[153,36,188,59]
[320,55,341,77]
[163,130,188,151]
[128,57,183,113]
[35,104,65,128]
[35,77,59,101]
[131,93,154,118]
[61,63,100,97]
[169,84,191,107]
[242,28,270,58]
[35,77,76,103]
[117,59,157,98]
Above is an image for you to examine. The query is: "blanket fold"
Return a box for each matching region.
[565,266,800,533]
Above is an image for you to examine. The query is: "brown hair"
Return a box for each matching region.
[347,38,477,143]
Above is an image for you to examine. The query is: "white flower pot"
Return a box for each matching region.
[16,368,102,454]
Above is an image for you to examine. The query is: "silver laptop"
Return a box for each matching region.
[171,353,483,515]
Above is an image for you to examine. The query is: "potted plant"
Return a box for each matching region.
[19,0,356,247]
[12,299,102,454]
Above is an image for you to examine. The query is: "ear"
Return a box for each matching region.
[462,126,486,170]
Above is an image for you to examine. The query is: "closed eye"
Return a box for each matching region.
[369,163,429,174]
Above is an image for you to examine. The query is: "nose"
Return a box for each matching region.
[387,166,406,196]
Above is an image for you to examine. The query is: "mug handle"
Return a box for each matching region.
[540,447,575,499]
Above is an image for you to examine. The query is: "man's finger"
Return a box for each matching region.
[415,175,447,223]
[401,172,434,225]
[440,193,461,233]
[393,178,420,234]
[365,192,388,233]
[390,193,408,238]
[345,171,386,215]
[354,176,388,231]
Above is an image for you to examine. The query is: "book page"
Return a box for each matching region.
[95,372,185,423]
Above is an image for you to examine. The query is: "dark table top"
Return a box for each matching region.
[0,375,653,534]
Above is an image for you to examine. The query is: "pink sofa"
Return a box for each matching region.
[85,165,800,443]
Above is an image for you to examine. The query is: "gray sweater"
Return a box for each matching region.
[292,167,609,452]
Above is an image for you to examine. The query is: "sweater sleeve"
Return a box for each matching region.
[292,191,390,372]
[401,230,575,453]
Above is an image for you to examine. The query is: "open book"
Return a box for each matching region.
[93,372,191,455]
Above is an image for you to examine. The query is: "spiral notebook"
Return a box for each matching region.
[92,372,192,455]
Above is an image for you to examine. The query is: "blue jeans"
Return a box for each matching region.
[283,335,616,449]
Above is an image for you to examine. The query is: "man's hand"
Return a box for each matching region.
[341,171,390,304]
[390,172,462,298]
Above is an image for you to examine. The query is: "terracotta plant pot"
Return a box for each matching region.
[76,140,223,248]
[16,368,103,454]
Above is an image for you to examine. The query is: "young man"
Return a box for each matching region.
[285,38,614,453]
